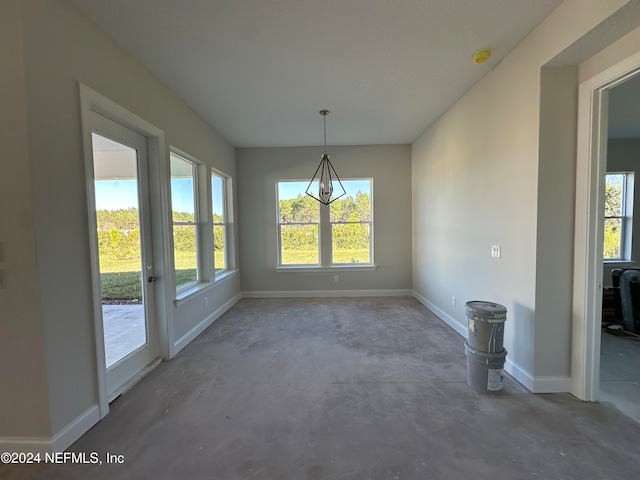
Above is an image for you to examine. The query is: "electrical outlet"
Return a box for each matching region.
[452,296,456,307]
[334,275,339,283]
[491,245,501,258]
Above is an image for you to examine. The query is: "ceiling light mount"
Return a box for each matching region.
[305,109,346,205]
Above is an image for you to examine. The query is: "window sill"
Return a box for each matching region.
[276,265,377,273]
[174,269,239,307]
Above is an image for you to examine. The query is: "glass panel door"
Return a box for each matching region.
[90,112,158,399]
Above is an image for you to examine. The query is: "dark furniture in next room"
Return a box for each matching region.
[612,268,640,334]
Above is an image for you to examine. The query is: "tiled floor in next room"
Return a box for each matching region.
[600,328,640,423]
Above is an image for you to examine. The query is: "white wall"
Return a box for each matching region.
[14,0,239,444]
[412,0,635,390]
[533,66,579,380]
[603,139,640,286]
[0,0,51,441]
[237,145,412,294]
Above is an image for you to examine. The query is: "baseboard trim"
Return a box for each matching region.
[0,436,52,455]
[174,293,242,354]
[503,359,570,393]
[411,290,467,338]
[51,404,101,452]
[0,404,101,454]
[242,289,413,298]
[531,375,571,393]
[504,358,534,391]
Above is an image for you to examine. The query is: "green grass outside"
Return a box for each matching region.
[281,249,319,265]
[100,251,225,300]
[333,248,370,264]
[281,248,369,265]
[101,248,369,300]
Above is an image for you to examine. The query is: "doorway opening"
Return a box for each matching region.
[80,84,171,418]
[573,50,640,416]
[598,73,640,423]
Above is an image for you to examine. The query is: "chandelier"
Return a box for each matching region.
[305,110,346,205]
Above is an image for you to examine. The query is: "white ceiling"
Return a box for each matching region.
[69,0,563,148]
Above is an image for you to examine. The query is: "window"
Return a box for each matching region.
[276,179,373,267]
[211,172,227,272]
[330,180,372,264]
[604,172,633,261]
[170,149,234,296]
[170,152,199,289]
[277,181,320,265]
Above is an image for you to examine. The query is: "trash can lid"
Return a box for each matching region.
[465,301,507,319]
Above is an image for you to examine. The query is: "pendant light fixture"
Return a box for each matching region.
[305,110,346,205]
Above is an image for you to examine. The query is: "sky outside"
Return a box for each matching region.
[278,179,371,200]
[95,178,221,214]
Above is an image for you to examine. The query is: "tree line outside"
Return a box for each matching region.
[278,191,371,264]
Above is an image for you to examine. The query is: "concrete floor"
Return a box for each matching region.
[5,297,640,479]
[102,304,146,367]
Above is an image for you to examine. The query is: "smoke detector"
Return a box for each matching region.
[473,49,492,65]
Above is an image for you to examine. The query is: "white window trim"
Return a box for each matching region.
[275,178,375,271]
[212,170,229,274]
[170,148,236,303]
[276,180,321,267]
[170,150,201,292]
[276,265,377,273]
[329,178,374,266]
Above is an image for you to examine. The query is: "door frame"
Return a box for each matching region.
[572,50,640,401]
[79,83,174,418]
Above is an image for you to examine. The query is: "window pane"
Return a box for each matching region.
[330,180,371,222]
[280,224,319,265]
[93,166,143,302]
[330,180,372,265]
[214,225,226,271]
[605,174,624,217]
[332,223,370,264]
[212,173,226,272]
[173,225,197,288]
[278,182,319,223]
[170,154,196,222]
[212,174,224,221]
[604,217,622,259]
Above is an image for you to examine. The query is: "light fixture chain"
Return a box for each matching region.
[323,113,327,153]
